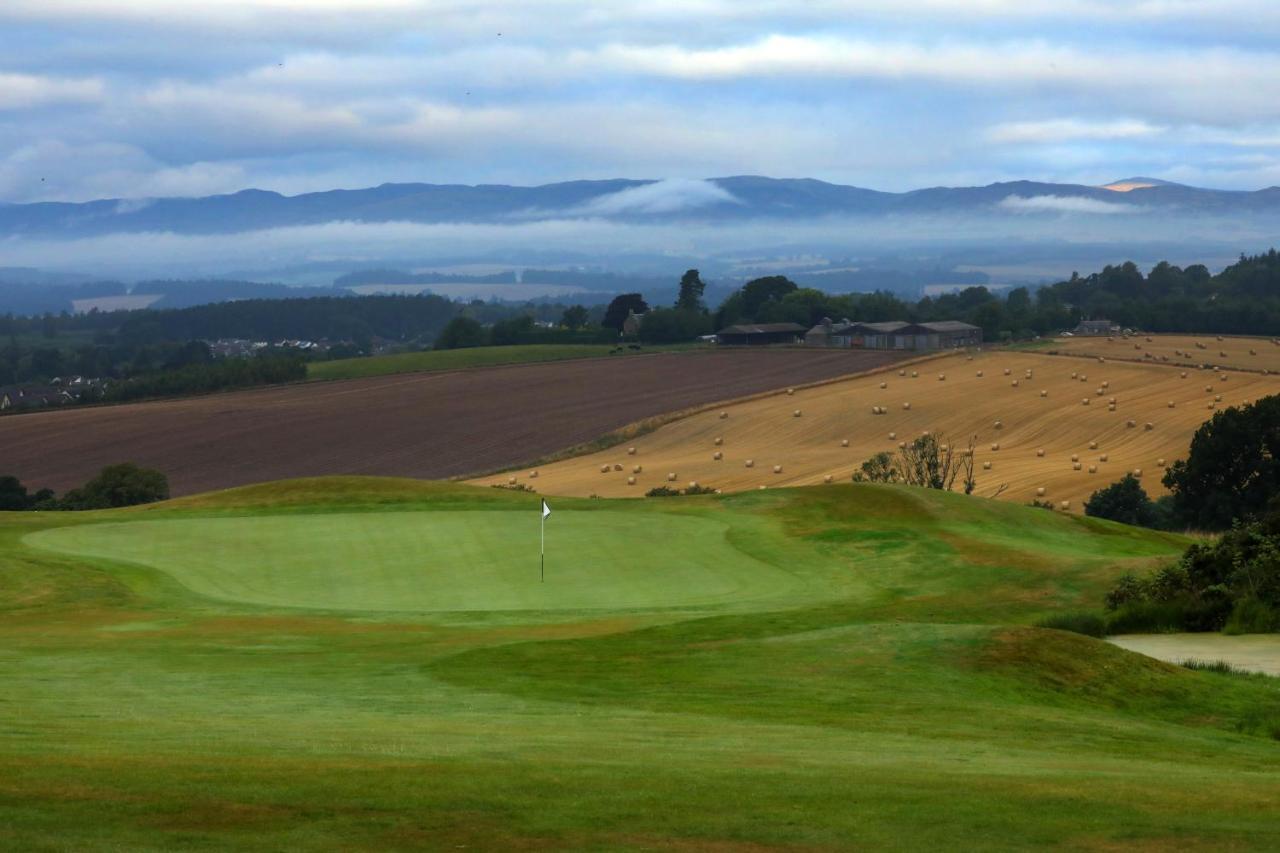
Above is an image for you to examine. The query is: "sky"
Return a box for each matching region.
[3,1,1280,203]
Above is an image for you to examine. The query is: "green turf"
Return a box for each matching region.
[2,477,1278,851]
[307,342,703,381]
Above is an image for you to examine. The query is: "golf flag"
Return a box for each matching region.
[540,499,551,582]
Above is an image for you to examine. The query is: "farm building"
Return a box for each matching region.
[1072,319,1118,336]
[716,323,807,346]
[804,319,981,350]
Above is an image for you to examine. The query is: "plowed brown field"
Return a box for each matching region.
[1,349,907,496]
[476,349,1280,509]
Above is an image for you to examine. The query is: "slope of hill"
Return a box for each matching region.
[474,344,1280,507]
[5,175,1280,239]
[4,478,1278,849]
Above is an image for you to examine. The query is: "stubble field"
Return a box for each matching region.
[474,344,1280,508]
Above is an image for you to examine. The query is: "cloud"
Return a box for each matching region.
[0,73,103,110]
[988,118,1163,144]
[572,179,741,215]
[998,194,1142,215]
[0,141,247,202]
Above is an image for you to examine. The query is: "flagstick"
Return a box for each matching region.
[540,503,545,583]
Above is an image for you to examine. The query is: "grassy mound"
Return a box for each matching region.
[3,478,1279,850]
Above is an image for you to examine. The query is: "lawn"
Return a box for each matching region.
[2,477,1278,850]
[307,342,705,381]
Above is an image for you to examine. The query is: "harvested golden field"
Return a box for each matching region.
[472,350,1280,509]
[1048,333,1280,375]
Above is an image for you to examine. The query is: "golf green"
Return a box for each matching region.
[24,509,803,611]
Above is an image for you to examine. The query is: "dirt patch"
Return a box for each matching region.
[0,349,904,497]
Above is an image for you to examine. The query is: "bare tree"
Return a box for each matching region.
[897,432,965,491]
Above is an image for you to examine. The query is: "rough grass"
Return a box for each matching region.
[3,478,1279,851]
[308,343,703,381]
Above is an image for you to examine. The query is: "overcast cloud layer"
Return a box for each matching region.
[3,1,1280,204]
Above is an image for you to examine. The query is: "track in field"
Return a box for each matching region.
[0,348,905,497]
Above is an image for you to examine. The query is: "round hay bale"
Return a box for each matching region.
[1108,403,1116,411]
[1088,440,1098,450]
[1040,389,1048,397]
[633,464,643,473]
[773,464,783,474]
[1205,385,1214,392]
[991,442,1000,451]
[601,464,610,473]
[667,472,677,482]
[1060,500,1071,510]
[824,474,834,484]
[899,369,906,376]
[1220,351,1228,358]
[1208,402,1216,409]
[1217,335,1224,341]
[898,441,907,449]
[1036,487,1046,497]
[1003,368,1011,376]
[1180,371,1187,378]
[1221,373,1229,381]
[1098,357,1106,363]
[719,411,729,419]
[1071,371,1078,379]
[1080,374,1088,382]
[745,459,755,468]
[1036,448,1045,457]
[1025,369,1033,378]
[994,420,1003,429]
[938,373,946,381]
[1011,380,1019,387]
[1157,458,1166,467]
[793,409,802,417]
[902,402,912,410]
[613,463,624,471]
[1082,398,1090,405]
[1100,453,1109,462]
[1088,465,1098,474]
[714,436,724,446]
[713,451,723,461]
[786,388,795,396]
[1126,419,1136,428]
[841,438,850,447]
[758,485,767,490]
[976,370,984,377]
[1251,349,1258,356]
[1096,388,1104,396]
[507,477,517,485]
[1109,396,1117,404]
[911,370,918,378]
[627,476,636,485]
[1071,453,1079,462]
[1073,462,1082,471]
[983,461,992,470]
[1168,401,1176,408]
[1144,422,1154,431]
[688,481,699,489]
[1132,468,1143,478]
[1101,381,1109,389]
[529,470,539,479]
[879,381,888,389]
[940,444,949,453]
[888,432,897,440]
[627,446,637,455]
[871,405,882,415]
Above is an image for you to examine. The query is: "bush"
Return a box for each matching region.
[1224,599,1280,634]
[1026,499,1057,511]
[1104,598,1231,634]
[645,484,717,497]
[1035,611,1106,637]
[60,463,169,510]
[1085,473,1157,527]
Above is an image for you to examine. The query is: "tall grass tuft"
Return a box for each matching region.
[1223,599,1280,635]
[1035,611,1106,638]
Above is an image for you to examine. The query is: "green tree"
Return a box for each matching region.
[602,294,649,332]
[675,269,706,312]
[434,316,487,350]
[489,315,536,346]
[1163,395,1280,530]
[0,475,31,511]
[739,276,798,319]
[560,305,590,330]
[1085,474,1157,527]
[636,308,711,343]
[61,463,169,510]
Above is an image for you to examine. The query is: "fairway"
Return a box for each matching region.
[26,510,803,611]
[4,478,1279,851]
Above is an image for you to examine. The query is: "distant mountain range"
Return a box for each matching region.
[4,176,1280,239]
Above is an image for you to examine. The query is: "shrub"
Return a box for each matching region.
[1026,499,1057,511]
[646,484,717,497]
[1035,611,1106,637]
[60,463,169,510]
[435,316,487,349]
[853,451,899,484]
[1224,598,1280,634]
[1084,473,1157,527]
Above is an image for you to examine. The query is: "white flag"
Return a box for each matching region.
[542,499,552,519]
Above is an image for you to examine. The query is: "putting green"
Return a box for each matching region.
[24,510,803,612]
